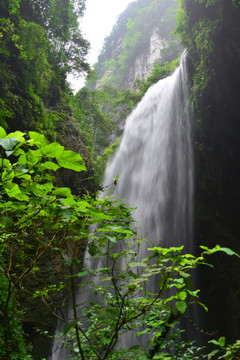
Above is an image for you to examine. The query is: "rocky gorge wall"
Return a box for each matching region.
[179,0,240,342]
[93,0,180,91]
[123,28,168,88]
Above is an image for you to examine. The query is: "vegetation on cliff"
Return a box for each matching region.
[92,0,181,89]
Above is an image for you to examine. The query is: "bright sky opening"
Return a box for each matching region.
[68,0,136,92]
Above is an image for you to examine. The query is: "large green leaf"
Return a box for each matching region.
[26,149,42,166]
[0,126,6,139]
[17,152,27,165]
[41,142,64,157]
[40,161,60,171]
[77,270,88,278]
[219,247,238,257]
[29,131,49,147]
[178,291,187,300]
[7,131,25,142]
[106,235,117,243]
[14,192,30,201]
[60,196,77,207]
[2,169,14,182]
[29,182,53,196]
[4,182,29,201]
[56,150,86,171]
[1,159,11,169]
[128,261,148,268]
[0,138,19,151]
[53,187,72,197]
[61,208,76,220]
[88,209,111,220]
[176,300,187,314]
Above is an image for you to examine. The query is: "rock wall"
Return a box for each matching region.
[126,28,168,88]
[181,0,240,343]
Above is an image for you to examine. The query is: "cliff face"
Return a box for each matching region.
[126,28,168,88]
[93,0,181,90]
[178,0,240,342]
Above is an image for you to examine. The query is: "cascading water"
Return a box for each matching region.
[49,51,194,359]
[104,50,193,255]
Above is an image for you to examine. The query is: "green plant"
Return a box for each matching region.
[93,138,122,184]
[55,219,240,360]
[1,127,239,359]
[0,127,139,357]
[0,272,31,360]
[0,126,92,357]
[73,87,115,158]
[208,337,240,359]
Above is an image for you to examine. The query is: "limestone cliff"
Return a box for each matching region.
[124,28,168,88]
[92,0,181,90]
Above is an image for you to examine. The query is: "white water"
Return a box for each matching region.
[49,51,194,359]
[105,51,193,254]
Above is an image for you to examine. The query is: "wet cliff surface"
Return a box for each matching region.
[179,0,240,341]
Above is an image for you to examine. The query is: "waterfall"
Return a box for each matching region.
[48,51,194,359]
[105,51,193,254]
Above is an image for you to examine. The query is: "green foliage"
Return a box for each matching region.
[93,138,122,184]
[175,0,236,96]
[0,98,14,128]
[19,20,53,95]
[0,128,240,358]
[0,128,133,357]
[141,57,181,93]
[55,229,240,359]
[0,0,90,137]
[208,337,240,359]
[20,0,89,75]
[8,0,21,14]
[0,273,31,360]
[0,127,88,356]
[73,87,115,157]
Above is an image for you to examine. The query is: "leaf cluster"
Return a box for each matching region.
[0,128,239,358]
[0,127,139,357]
[57,227,240,359]
[0,127,99,356]
[73,87,115,158]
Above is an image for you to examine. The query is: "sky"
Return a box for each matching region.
[68,0,135,92]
